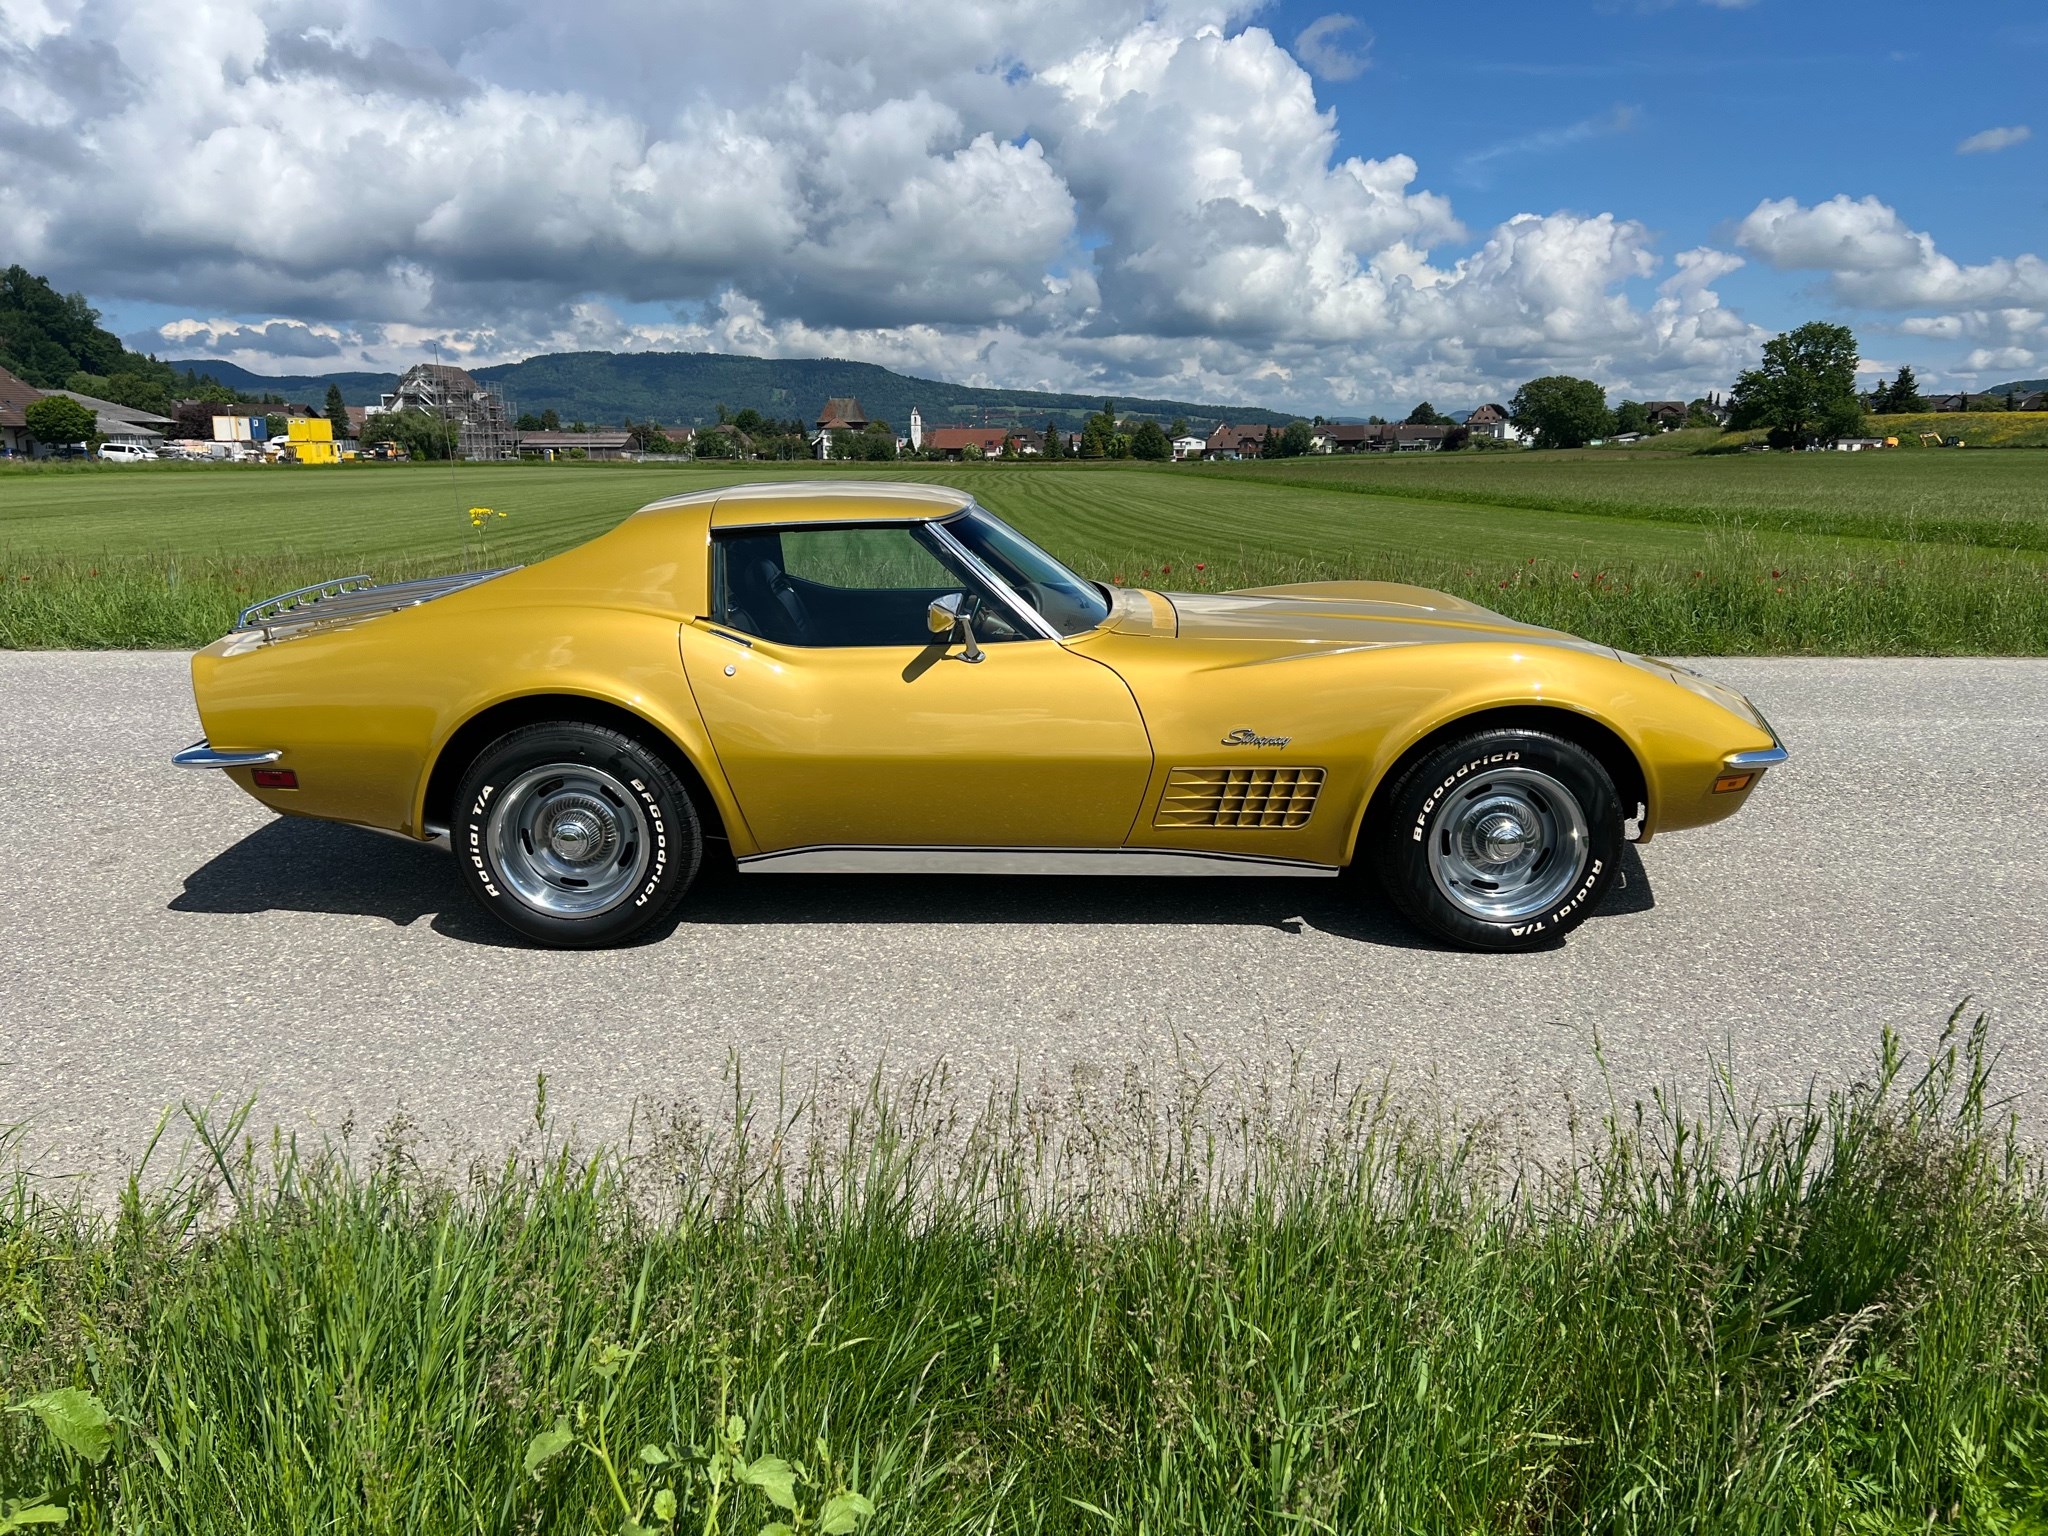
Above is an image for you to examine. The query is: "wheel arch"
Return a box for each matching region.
[420,692,734,844]
[1355,704,1649,859]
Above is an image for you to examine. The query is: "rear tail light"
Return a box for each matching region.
[253,767,298,789]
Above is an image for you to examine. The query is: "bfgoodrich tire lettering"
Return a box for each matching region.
[455,722,702,948]
[1374,728,1622,952]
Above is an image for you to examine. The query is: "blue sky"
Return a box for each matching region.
[5,0,2042,413]
[1304,1,2043,331]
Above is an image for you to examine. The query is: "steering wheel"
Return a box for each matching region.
[963,590,1023,640]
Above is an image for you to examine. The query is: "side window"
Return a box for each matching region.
[713,524,1027,648]
[780,527,955,591]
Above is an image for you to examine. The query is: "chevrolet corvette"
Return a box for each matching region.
[175,481,1786,950]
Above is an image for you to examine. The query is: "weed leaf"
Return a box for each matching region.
[819,1492,876,1533]
[742,1455,797,1510]
[523,1419,572,1478]
[14,1390,112,1464]
[0,1499,71,1529]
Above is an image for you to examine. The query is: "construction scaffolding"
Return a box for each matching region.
[374,363,516,461]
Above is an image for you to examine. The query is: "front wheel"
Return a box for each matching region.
[454,722,702,948]
[1374,729,1622,951]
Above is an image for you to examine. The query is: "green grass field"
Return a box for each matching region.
[1215,437,2048,550]
[1871,411,2048,451]
[5,1021,2047,1533]
[1,452,2044,652]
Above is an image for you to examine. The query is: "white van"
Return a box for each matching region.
[99,442,158,463]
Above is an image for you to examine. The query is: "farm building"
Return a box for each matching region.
[47,389,171,448]
[922,426,1019,459]
[0,363,43,455]
[1324,422,1448,453]
[1204,423,1270,459]
[517,430,634,461]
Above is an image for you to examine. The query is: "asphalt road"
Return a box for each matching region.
[4,651,2045,1183]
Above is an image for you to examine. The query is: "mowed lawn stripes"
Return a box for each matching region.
[3,459,2009,576]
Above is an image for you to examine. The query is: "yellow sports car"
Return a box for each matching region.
[175,481,1785,951]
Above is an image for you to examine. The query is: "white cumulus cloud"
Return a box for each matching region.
[1735,195,2048,309]
[1292,15,1371,81]
[1957,125,2031,154]
[0,0,1870,409]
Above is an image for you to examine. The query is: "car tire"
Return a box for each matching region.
[1373,729,1622,952]
[454,722,702,948]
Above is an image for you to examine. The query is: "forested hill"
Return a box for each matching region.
[162,361,399,403]
[167,351,1301,432]
[1,265,191,395]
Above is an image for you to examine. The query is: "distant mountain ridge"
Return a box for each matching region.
[1982,378,2048,397]
[167,350,1305,433]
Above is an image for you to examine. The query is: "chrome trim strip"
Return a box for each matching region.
[238,574,374,629]
[926,519,1064,642]
[1724,745,1789,771]
[364,824,453,853]
[173,739,282,769]
[737,845,1340,877]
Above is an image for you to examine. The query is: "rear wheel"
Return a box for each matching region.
[1374,729,1622,951]
[454,722,701,947]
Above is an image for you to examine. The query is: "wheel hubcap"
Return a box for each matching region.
[1475,810,1530,864]
[485,763,650,917]
[1426,767,1590,924]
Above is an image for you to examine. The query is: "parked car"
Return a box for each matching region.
[174,482,1786,951]
[98,442,158,462]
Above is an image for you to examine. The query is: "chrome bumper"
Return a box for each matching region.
[173,738,282,770]
[1724,702,1789,772]
[1724,744,1789,771]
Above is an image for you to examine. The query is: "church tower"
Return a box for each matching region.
[909,405,923,452]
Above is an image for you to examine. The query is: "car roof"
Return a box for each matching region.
[635,480,974,529]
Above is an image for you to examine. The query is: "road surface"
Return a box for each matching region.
[3,652,2043,1182]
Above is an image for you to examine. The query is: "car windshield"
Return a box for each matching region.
[942,508,1110,637]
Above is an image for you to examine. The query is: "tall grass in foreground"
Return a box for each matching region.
[4,1016,2048,1532]
[4,533,2046,651]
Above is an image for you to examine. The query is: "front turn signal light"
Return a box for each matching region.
[1712,772,1753,794]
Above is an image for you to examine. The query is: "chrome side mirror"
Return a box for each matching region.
[927,592,985,663]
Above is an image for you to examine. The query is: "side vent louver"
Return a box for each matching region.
[1156,767,1326,829]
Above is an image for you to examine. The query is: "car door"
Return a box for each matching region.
[679,520,1152,853]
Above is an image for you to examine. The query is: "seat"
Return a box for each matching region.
[725,554,813,645]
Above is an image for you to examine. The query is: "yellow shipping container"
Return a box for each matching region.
[286,417,339,463]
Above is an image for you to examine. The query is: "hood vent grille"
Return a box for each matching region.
[1156,767,1325,829]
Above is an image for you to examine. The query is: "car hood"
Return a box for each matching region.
[1123,581,1616,657]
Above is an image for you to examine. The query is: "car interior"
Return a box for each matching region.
[713,527,1026,648]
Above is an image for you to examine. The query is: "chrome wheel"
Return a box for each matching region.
[484,762,651,917]
[1424,766,1590,923]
